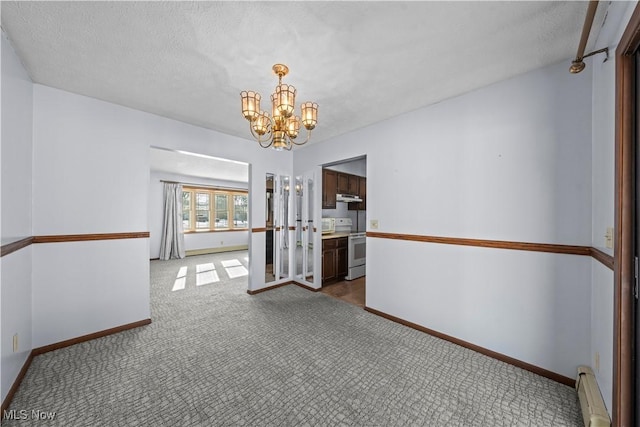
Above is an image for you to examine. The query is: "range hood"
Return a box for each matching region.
[336,193,363,203]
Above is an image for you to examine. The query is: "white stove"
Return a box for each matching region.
[333,218,366,280]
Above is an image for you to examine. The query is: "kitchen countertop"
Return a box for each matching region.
[321,232,350,240]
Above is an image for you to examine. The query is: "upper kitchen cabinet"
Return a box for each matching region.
[322,169,337,209]
[348,175,359,195]
[337,173,349,194]
[323,167,366,211]
[337,172,360,196]
[349,176,366,211]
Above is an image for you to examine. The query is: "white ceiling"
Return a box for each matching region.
[150,147,249,183]
[1,1,602,147]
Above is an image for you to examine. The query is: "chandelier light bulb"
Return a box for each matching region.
[275,84,296,118]
[241,91,261,121]
[271,93,285,124]
[252,111,270,136]
[301,102,318,130]
[286,116,300,139]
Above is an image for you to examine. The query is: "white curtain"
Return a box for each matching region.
[159,182,186,260]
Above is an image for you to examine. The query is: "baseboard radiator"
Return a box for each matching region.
[575,366,610,427]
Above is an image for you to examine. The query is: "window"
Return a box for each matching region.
[215,194,228,229]
[182,191,191,229]
[233,194,248,228]
[182,186,248,232]
[196,192,210,229]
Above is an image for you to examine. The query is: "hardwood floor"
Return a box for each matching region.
[320,276,365,307]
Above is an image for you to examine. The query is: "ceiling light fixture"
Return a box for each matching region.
[241,64,318,151]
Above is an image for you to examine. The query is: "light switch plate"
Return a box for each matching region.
[605,227,614,249]
[13,334,18,353]
[370,219,379,230]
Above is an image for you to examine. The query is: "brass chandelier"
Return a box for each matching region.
[240,64,318,151]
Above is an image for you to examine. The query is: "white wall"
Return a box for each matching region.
[148,171,249,259]
[588,0,638,415]
[295,59,593,379]
[590,261,614,412]
[31,87,291,341]
[1,33,33,403]
[32,239,149,346]
[31,84,151,347]
[369,239,591,376]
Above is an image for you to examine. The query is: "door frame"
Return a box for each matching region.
[615,3,640,426]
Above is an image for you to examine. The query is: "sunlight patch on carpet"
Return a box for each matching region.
[221,259,241,267]
[172,277,186,291]
[196,263,215,273]
[222,258,248,278]
[172,266,189,291]
[197,270,220,286]
[225,265,248,278]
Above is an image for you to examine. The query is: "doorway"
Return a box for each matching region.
[319,156,367,307]
[616,4,640,426]
[148,146,250,293]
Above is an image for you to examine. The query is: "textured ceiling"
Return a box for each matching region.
[1,1,599,146]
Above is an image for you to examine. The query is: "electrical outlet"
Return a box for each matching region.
[370,220,379,230]
[13,333,18,353]
[595,351,600,372]
[605,227,614,249]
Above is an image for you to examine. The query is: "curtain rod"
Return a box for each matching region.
[159,180,247,192]
[570,0,609,73]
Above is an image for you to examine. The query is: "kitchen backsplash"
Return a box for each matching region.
[322,208,366,232]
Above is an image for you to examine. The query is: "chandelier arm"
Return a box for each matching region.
[248,122,260,140]
[259,139,274,149]
[283,135,294,151]
[290,129,312,146]
[249,123,273,148]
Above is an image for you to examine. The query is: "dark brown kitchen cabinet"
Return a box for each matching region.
[336,245,348,277]
[348,175,359,195]
[359,176,366,209]
[348,176,366,211]
[337,173,349,194]
[322,169,337,209]
[323,168,366,211]
[322,248,336,282]
[322,237,348,284]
